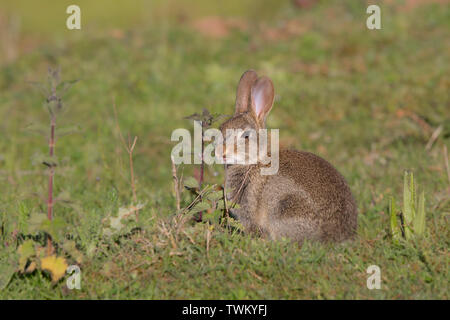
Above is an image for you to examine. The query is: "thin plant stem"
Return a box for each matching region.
[128,133,138,204]
[171,155,181,211]
[46,114,56,253]
[198,122,205,221]
[47,115,55,221]
[200,122,204,188]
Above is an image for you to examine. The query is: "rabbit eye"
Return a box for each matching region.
[242,131,251,139]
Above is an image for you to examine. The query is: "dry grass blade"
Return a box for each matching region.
[112,97,139,220]
[425,125,443,151]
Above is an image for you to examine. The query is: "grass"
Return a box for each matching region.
[0,0,449,299]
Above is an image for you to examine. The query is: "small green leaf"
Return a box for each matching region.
[56,79,79,96]
[184,113,202,121]
[403,171,414,240]
[86,242,97,258]
[229,203,240,209]
[40,217,67,243]
[28,212,47,233]
[190,201,211,213]
[103,203,144,237]
[18,202,29,234]
[184,177,199,189]
[31,152,59,168]
[18,240,35,271]
[56,190,71,200]
[57,124,81,137]
[414,191,426,236]
[23,123,48,136]
[227,217,245,234]
[389,197,400,241]
[206,190,223,202]
[410,172,416,209]
[216,201,225,210]
[396,171,428,241]
[0,248,18,290]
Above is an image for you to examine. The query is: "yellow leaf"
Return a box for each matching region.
[40,255,68,282]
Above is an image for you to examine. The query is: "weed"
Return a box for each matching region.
[389,171,427,242]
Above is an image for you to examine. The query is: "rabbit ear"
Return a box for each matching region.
[235,70,258,114]
[250,76,274,125]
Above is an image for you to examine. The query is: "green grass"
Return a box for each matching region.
[0,0,449,299]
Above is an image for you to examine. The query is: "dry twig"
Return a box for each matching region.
[425,125,443,151]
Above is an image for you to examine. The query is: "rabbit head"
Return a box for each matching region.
[216,70,275,165]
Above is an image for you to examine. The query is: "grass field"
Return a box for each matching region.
[0,0,449,299]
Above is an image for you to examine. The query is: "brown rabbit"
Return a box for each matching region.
[216,70,358,243]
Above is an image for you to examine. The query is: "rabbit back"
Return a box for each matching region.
[226,149,358,243]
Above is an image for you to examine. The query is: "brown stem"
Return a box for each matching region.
[47,115,55,253]
[200,123,204,188]
[197,122,205,222]
[129,136,138,203]
[171,155,181,211]
[47,115,55,221]
[130,154,137,201]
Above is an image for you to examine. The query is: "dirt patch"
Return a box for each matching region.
[262,19,310,42]
[191,16,248,39]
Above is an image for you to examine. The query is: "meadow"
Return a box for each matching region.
[0,0,449,299]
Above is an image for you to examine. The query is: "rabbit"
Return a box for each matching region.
[215,70,358,244]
